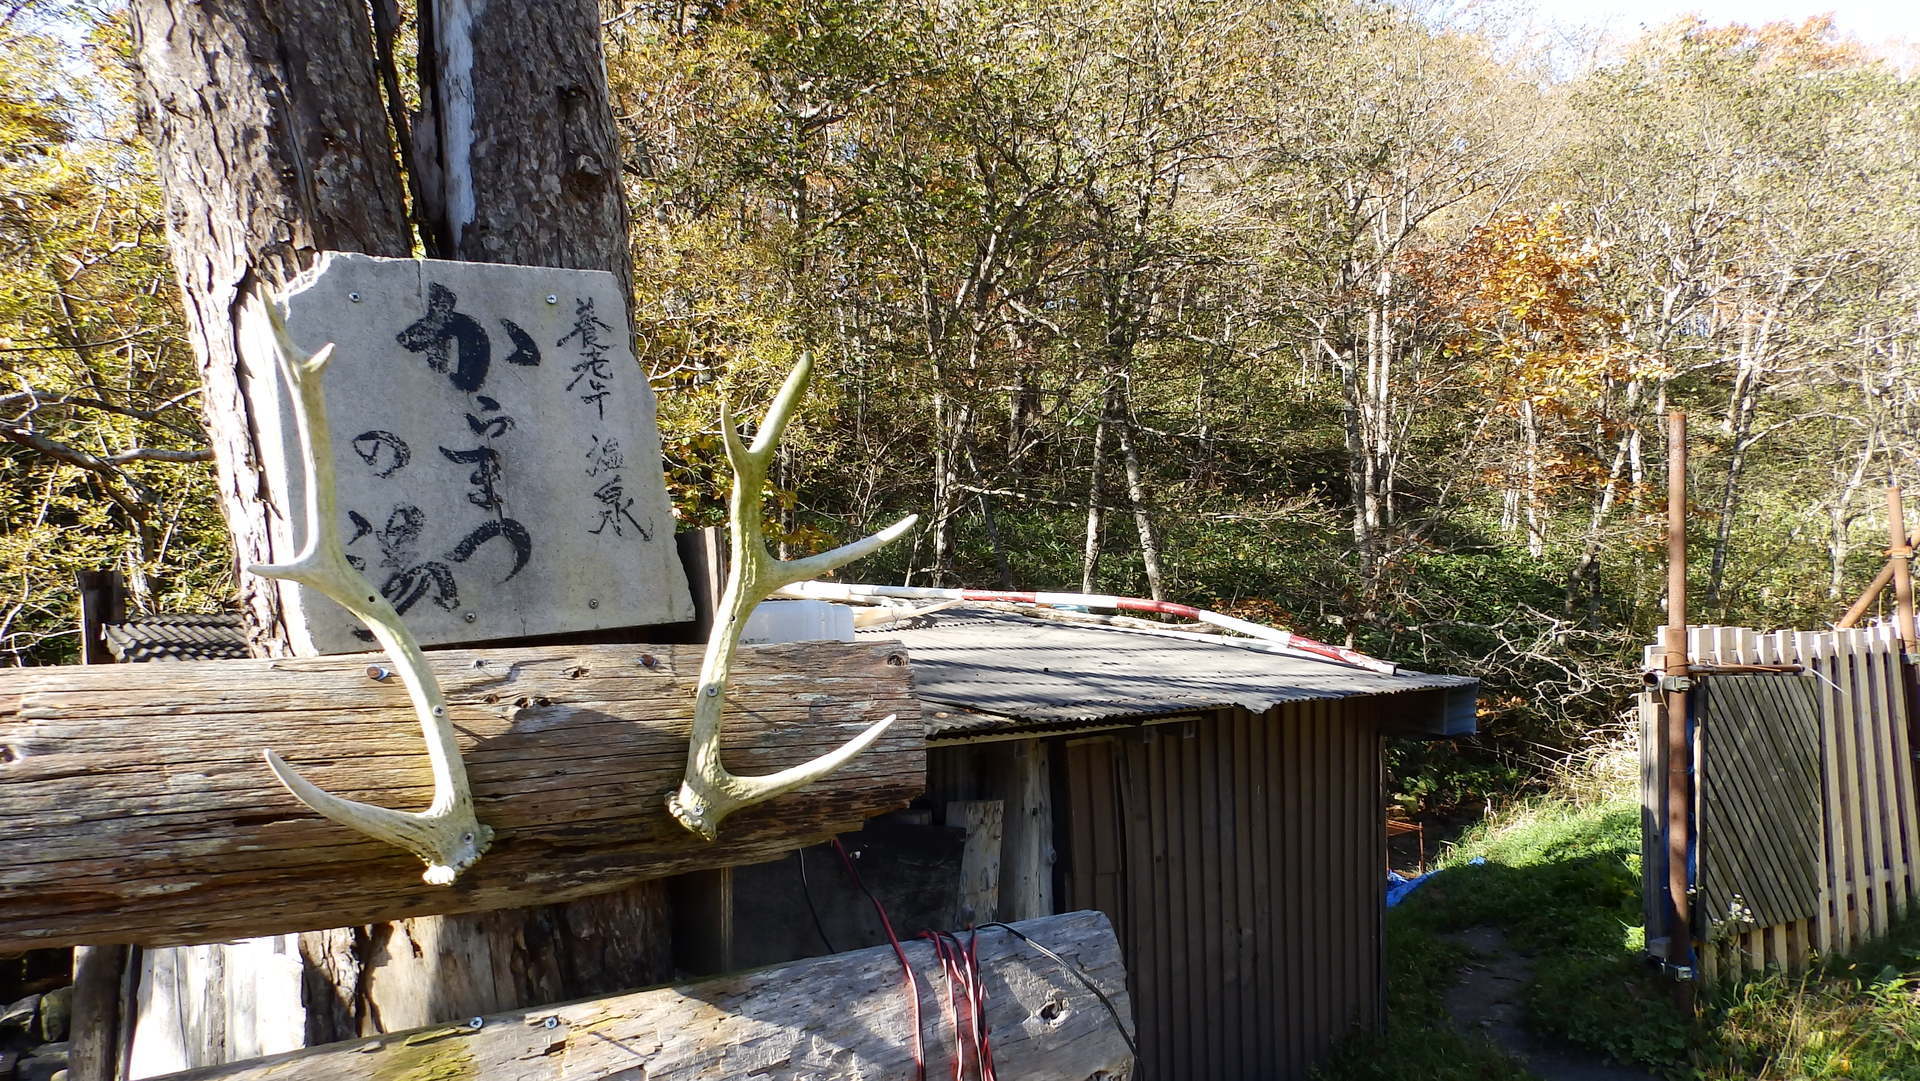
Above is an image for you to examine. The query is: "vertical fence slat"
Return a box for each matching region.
[1833,627,1871,947]
[1885,636,1920,917]
[1877,625,1914,919]
[1794,629,1840,956]
[1852,628,1892,939]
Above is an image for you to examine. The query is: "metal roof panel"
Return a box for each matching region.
[859,608,1477,738]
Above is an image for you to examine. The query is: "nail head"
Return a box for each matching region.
[468,1017,484,1030]
[588,598,599,609]
[348,292,362,302]
[543,1016,560,1029]
[546,294,559,304]
[464,612,478,623]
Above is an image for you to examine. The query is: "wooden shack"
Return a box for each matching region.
[698,607,1477,1081]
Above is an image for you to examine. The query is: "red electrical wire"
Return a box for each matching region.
[921,931,968,1081]
[833,838,923,1081]
[967,928,997,1081]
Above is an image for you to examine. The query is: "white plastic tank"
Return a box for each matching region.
[739,599,855,644]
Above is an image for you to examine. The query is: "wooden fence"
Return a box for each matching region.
[1642,623,1920,981]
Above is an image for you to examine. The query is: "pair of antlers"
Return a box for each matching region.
[254,299,915,883]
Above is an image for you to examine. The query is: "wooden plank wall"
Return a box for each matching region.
[1643,623,1920,981]
[1060,700,1382,1081]
[1694,675,1823,935]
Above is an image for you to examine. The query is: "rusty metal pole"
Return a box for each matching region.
[1663,411,1694,989]
[1888,486,1918,657]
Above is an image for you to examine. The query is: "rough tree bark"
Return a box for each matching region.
[130,0,413,659]
[1080,389,1111,593]
[1115,416,1165,600]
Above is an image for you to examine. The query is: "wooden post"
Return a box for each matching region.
[999,739,1057,922]
[1663,411,1694,992]
[68,945,132,1081]
[153,911,1134,1081]
[1888,486,1917,657]
[949,800,1006,926]
[73,570,126,666]
[1838,561,1897,629]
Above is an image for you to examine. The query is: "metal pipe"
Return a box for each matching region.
[1889,486,1918,656]
[1837,560,1897,629]
[1663,411,1693,981]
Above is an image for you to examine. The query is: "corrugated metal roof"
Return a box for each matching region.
[862,608,1477,739]
[101,613,249,663]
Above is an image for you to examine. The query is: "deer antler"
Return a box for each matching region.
[667,354,918,839]
[248,295,493,885]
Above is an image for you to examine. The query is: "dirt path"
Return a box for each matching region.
[1442,927,1662,1081]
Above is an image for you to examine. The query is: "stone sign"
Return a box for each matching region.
[249,253,693,654]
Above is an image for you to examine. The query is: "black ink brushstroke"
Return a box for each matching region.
[445,518,533,582]
[345,510,374,546]
[351,431,411,477]
[466,413,515,439]
[499,318,541,367]
[439,445,505,511]
[396,282,492,392]
[381,504,427,550]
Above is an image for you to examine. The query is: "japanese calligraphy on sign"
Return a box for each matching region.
[252,253,692,655]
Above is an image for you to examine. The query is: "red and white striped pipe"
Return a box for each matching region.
[779,581,1398,675]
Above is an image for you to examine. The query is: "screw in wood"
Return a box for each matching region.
[468,1017,484,1030]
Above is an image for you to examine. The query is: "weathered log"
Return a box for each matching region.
[155,910,1133,1081]
[0,640,922,952]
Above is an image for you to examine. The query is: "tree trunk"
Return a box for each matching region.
[130,0,413,659]
[303,0,675,1045]
[1080,396,1110,593]
[127,1,676,1070]
[1116,418,1165,600]
[415,0,635,311]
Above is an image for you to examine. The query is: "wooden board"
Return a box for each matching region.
[0,640,922,951]
[147,910,1134,1081]
[1696,674,1824,932]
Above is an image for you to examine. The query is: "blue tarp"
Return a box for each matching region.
[1385,856,1484,907]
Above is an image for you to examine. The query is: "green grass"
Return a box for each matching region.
[1317,750,1920,1081]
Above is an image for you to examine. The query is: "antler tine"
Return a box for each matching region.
[247,294,493,885]
[667,353,918,840]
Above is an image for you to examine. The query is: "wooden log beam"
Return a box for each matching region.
[0,640,921,952]
[154,910,1133,1081]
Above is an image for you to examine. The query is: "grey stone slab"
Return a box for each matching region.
[248,253,692,654]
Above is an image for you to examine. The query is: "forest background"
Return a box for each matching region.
[4,0,1917,812]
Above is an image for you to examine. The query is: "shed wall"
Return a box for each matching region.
[1058,700,1384,1081]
